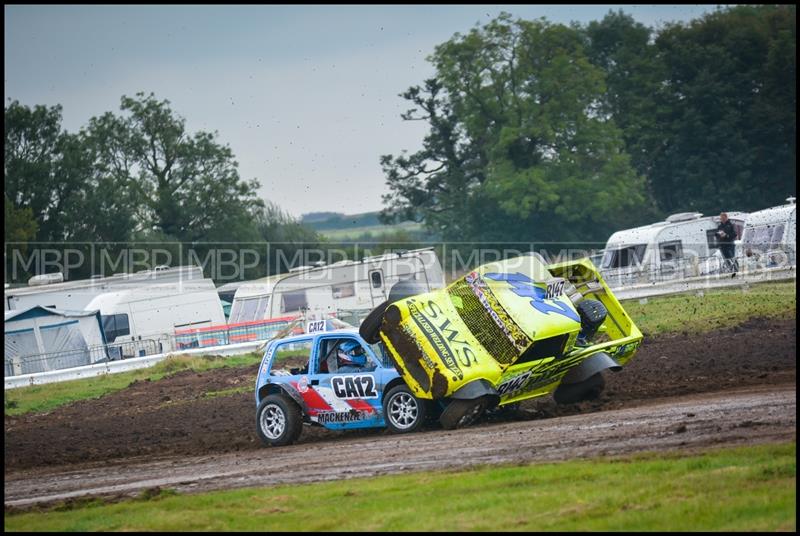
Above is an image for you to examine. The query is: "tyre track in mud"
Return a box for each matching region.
[4,384,795,509]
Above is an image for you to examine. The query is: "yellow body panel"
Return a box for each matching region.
[379,255,643,404]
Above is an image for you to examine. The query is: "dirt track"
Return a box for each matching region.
[4,317,796,508]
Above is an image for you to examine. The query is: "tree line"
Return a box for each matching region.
[380,5,796,244]
[5,5,795,282]
[4,93,322,282]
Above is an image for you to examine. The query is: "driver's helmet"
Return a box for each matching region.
[337,340,366,368]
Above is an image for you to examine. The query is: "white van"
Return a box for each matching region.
[600,211,748,287]
[84,279,226,356]
[739,197,797,270]
[227,247,445,325]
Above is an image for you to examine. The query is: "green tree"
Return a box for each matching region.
[582,11,663,220]
[649,5,796,214]
[255,201,323,277]
[5,101,75,241]
[586,6,796,215]
[4,101,137,245]
[84,92,264,243]
[4,193,38,245]
[381,14,647,245]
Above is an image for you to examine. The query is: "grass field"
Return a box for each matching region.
[4,442,795,531]
[622,280,796,336]
[5,280,795,418]
[319,220,424,240]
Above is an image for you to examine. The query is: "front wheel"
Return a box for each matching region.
[439,396,490,430]
[256,395,302,446]
[553,372,606,405]
[383,385,427,433]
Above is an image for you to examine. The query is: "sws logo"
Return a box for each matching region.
[331,375,378,399]
[484,272,580,323]
[406,298,477,380]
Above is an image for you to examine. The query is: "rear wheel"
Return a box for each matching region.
[439,396,490,430]
[383,385,427,433]
[256,395,302,446]
[553,372,606,405]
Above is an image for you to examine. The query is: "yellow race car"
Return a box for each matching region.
[359,253,643,429]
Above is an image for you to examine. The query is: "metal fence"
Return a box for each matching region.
[5,315,314,379]
[4,338,164,377]
[174,317,304,350]
[600,249,795,289]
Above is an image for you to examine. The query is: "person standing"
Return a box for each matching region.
[716,212,738,275]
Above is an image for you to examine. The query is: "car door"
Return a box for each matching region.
[304,335,385,429]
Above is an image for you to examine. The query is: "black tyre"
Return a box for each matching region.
[256,394,303,447]
[383,384,427,433]
[387,279,428,303]
[439,396,490,430]
[576,299,608,342]
[359,300,389,344]
[360,280,429,344]
[553,372,606,405]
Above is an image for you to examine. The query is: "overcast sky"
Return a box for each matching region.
[5,5,721,218]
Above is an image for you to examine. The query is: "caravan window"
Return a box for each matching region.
[228,300,243,323]
[237,298,261,323]
[743,226,773,253]
[254,296,270,320]
[770,224,785,247]
[601,244,647,269]
[370,270,383,288]
[706,229,721,250]
[332,283,355,299]
[732,219,745,240]
[659,241,683,262]
[101,314,130,343]
[281,290,308,313]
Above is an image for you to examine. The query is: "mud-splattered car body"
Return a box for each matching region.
[254,330,429,446]
[373,253,643,425]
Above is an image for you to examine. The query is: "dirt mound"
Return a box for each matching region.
[4,318,795,473]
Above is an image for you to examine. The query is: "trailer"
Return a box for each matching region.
[84,279,226,356]
[739,197,797,270]
[227,247,445,325]
[599,211,748,287]
[4,265,204,312]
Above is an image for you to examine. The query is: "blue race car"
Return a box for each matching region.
[254,329,428,446]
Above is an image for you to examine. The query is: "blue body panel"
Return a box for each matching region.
[255,330,402,431]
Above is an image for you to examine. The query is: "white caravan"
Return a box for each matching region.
[600,211,748,287]
[4,265,204,312]
[84,279,226,356]
[739,197,797,270]
[228,248,445,325]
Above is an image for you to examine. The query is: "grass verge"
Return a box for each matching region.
[4,353,261,417]
[4,442,795,531]
[621,279,795,336]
